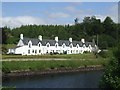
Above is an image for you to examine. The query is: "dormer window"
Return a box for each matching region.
[55,43,58,48]
[28,41,32,48]
[63,45,65,48]
[76,44,79,48]
[47,43,50,47]
[47,44,49,47]
[70,44,72,48]
[55,44,57,48]
[38,44,41,47]
[29,43,31,48]
[62,43,66,48]
[83,44,86,48]
[89,45,91,48]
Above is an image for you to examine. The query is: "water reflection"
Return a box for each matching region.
[3,70,103,88]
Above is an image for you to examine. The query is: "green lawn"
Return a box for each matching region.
[2,44,16,49]
[2,48,112,73]
[2,59,109,73]
[2,53,99,59]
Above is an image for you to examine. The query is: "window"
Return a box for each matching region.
[77,45,79,48]
[63,44,65,48]
[70,45,72,48]
[29,44,31,48]
[32,50,34,53]
[47,44,49,47]
[35,50,37,54]
[83,45,86,48]
[28,50,30,54]
[89,45,91,48]
[55,44,57,48]
[76,50,78,53]
[38,44,41,47]
[39,50,41,53]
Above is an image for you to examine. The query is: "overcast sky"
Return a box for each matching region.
[1,2,118,28]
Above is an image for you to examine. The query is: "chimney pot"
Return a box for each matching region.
[55,36,58,42]
[69,38,72,42]
[81,38,85,43]
[20,34,23,40]
[38,35,42,41]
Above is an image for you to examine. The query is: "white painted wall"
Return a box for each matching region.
[9,41,97,55]
[13,44,96,55]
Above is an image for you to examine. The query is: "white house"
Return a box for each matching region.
[7,34,99,55]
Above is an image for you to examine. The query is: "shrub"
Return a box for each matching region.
[98,50,108,58]
[50,66,55,69]
[99,44,120,89]
[2,46,7,55]
[2,67,11,74]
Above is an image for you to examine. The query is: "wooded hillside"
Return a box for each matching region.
[2,16,120,49]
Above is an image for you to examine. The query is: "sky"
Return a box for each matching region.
[1,2,118,28]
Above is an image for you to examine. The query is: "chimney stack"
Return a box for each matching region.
[81,38,85,43]
[69,37,72,42]
[38,35,42,41]
[20,34,23,40]
[55,36,58,42]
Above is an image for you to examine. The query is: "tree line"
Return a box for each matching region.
[2,16,120,49]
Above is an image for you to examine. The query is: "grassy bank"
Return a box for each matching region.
[2,53,100,59]
[2,59,109,73]
[2,87,16,90]
[2,50,112,74]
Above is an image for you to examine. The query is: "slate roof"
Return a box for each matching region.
[22,37,95,47]
[41,39,56,46]
[58,40,70,46]
[22,38,40,45]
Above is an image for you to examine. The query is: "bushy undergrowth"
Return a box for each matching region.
[99,45,120,89]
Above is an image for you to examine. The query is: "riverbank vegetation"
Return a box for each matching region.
[2,87,16,90]
[2,49,112,74]
[99,44,120,89]
[2,59,109,74]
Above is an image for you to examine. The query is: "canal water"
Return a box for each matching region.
[3,70,103,88]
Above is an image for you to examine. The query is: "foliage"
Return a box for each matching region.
[2,16,119,49]
[2,87,16,90]
[98,50,108,58]
[99,44,120,89]
[2,46,7,55]
[98,34,116,49]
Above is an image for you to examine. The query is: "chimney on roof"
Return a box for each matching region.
[81,38,85,43]
[69,37,72,42]
[20,34,23,40]
[55,36,58,42]
[38,35,42,41]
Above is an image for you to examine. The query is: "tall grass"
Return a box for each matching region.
[2,59,109,73]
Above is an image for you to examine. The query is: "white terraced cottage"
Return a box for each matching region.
[8,34,99,55]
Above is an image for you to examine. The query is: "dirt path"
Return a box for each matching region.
[2,58,85,61]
